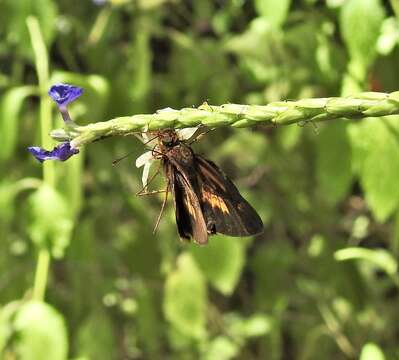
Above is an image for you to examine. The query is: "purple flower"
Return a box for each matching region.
[28,142,79,163]
[48,84,83,108]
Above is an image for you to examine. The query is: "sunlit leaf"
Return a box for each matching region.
[377,17,399,55]
[203,336,238,360]
[254,0,291,27]
[190,236,245,295]
[164,253,207,339]
[360,342,385,360]
[334,247,397,275]
[348,118,399,221]
[27,184,74,258]
[225,312,273,339]
[316,122,352,204]
[129,23,151,104]
[13,301,68,360]
[0,86,36,162]
[340,0,385,67]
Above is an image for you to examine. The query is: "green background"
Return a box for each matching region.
[1,0,399,359]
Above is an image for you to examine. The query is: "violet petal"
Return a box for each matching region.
[28,142,79,163]
[48,83,83,107]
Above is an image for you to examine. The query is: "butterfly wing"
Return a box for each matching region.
[165,161,208,245]
[195,155,264,237]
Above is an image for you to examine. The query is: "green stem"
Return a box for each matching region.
[389,0,399,18]
[32,250,50,301]
[88,5,112,45]
[48,91,399,148]
[27,16,53,302]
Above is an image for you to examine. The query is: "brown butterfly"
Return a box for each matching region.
[137,129,264,245]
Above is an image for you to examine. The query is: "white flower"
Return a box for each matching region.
[135,151,154,187]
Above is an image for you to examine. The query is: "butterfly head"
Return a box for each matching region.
[157,130,180,148]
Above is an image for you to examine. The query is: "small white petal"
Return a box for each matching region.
[136,151,153,168]
[142,161,152,187]
[134,124,150,143]
[157,107,177,113]
[178,127,199,140]
[141,132,149,143]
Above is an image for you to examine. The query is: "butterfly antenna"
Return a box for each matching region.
[153,181,170,234]
[143,134,160,146]
[113,135,161,167]
[112,150,137,166]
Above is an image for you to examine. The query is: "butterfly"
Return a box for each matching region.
[136,126,264,245]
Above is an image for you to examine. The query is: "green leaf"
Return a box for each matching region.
[224,17,277,83]
[276,125,301,151]
[377,17,399,55]
[27,184,74,258]
[190,236,245,295]
[334,247,397,276]
[348,118,399,221]
[59,151,84,218]
[135,283,161,357]
[129,18,152,103]
[76,310,116,360]
[316,122,352,204]
[164,253,207,339]
[13,301,68,360]
[0,301,21,354]
[0,181,17,226]
[202,336,239,360]
[340,0,385,67]
[4,0,57,55]
[360,342,385,360]
[225,312,273,339]
[251,241,296,308]
[0,86,36,162]
[254,0,291,27]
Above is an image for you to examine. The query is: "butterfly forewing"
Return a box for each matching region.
[165,159,208,245]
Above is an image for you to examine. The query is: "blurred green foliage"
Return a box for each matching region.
[1,0,399,359]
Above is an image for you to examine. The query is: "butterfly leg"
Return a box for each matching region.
[152,180,170,234]
[136,162,162,196]
[137,189,167,196]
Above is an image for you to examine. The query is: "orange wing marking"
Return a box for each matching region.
[202,190,229,214]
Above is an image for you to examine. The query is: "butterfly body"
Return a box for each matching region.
[154,130,264,245]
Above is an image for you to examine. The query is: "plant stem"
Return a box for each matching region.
[27,16,53,301]
[48,91,399,148]
[32,250,50,301]
[389,0,399,18]
[88,5,112,45]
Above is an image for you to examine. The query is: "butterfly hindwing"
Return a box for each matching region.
[163,141,263,242]
[195,155,264,237]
